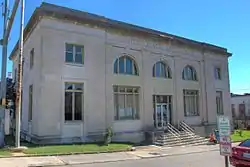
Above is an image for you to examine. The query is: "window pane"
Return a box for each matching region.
[125,94,134,119]
[114,60,118,73]
[160,63,167,78]
[75,53,83,64]
[118,94,126,119]
[119,57,125,73]
[66,52,74,62]
[65,92,73,121]
[114,94,118,120]
[75,46,82,53]
[119,87,125,92]
[66,44,73,52]
[135,94,140,119]
[134,88,139,93]
[65,83,73,90]
[126,58,133,74]
[74,92,82,120]
[74,83,83,91]
[167,66,171,78]
[28,85,33,121]
[126,87,133,93]
[113,86,118,92]
[153,65,156,77]
[155,62,161,77]
[133,63,138,75]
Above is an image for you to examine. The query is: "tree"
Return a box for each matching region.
[6,78,16,112]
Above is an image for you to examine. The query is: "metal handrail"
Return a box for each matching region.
[180,124,195,136]
[167,123,180,138]
[181,121,195,133]
[179,121,196,137]
[167,123,180,135]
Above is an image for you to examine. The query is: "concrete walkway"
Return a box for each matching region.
[0,143,238,167]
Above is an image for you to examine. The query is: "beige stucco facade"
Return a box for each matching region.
[11,15,231,143]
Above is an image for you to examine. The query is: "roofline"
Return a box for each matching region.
[9,2,232,60]
[231,93,250,98]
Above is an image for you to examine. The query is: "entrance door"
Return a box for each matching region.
[153,95,172,129]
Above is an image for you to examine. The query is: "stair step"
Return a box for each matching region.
[155,139,209,147]
[155,139,208,146]
[158,135,204,141]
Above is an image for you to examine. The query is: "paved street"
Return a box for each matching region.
[55,151,233,167]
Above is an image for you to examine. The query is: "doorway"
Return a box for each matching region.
[153,95,172,129]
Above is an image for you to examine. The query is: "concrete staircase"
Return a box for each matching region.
[154,122,209,147]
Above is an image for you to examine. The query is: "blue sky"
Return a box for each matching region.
[0,0,249,94]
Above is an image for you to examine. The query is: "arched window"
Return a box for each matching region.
[182,65,197,81]
[114,55,138,75]
[152,61,172,78]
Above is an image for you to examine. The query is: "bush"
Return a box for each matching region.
[236,130,243,137]
[104,127,113,145]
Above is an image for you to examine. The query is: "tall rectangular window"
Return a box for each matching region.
[65,44,84,64]
[113,86,140,120]
[28,85,33,121]
[183,90,199,116]
[216,91,224,115]
[65,82,84,121]
[14,68,17,83]
[231,104,235,118]
[30,48,34,69]
[214,67,221,80]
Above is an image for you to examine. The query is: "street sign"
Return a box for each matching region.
[217,116,232,156]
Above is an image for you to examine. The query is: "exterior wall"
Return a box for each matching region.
[12,24,43,138]
[12,17,231,143]
[231,96,250,117]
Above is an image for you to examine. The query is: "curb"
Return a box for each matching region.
[0,148,132,159]
[39,148,221,167]
[138,148,220,159]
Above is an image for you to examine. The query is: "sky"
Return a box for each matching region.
[0,0,249,94]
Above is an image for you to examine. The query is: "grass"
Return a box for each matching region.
[0,135,132,157]
[0,149,11,157]
[231,130,250,142]
[23,143,132,155]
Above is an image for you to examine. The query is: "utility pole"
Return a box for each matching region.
[15,0,25,148]
[0,0,9,148]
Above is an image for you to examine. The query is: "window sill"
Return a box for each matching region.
[184,115,200,117]
[153,77,172,80]
[64,121,83,125]
[114,119,140,122]
[113,73,139,77]
[65,63,84,67]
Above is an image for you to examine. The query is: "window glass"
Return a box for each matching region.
[126,57,133,74]
[65,92,73,121]
[74,92,82,120]
[240,139,250,147]
[119,57,125,73]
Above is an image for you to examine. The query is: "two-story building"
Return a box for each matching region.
[10,3,232,144]
[231,93,250,128]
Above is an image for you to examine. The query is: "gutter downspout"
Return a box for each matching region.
[202,44,209,124]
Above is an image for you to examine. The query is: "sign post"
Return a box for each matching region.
[217,116,231,167]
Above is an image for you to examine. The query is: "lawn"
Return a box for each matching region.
[1,135,132,156]
[23,143,132,155]
[231,130,250,142]
[0,149,11,157]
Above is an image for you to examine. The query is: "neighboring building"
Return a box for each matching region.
[10,3,232,144]
[231,93,250,128]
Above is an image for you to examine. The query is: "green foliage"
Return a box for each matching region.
[6,78,16,109]
[104,127,113,145]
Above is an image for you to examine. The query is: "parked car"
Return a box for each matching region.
[230,139,250,167]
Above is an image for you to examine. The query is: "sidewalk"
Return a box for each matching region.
[0,143,238,167]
